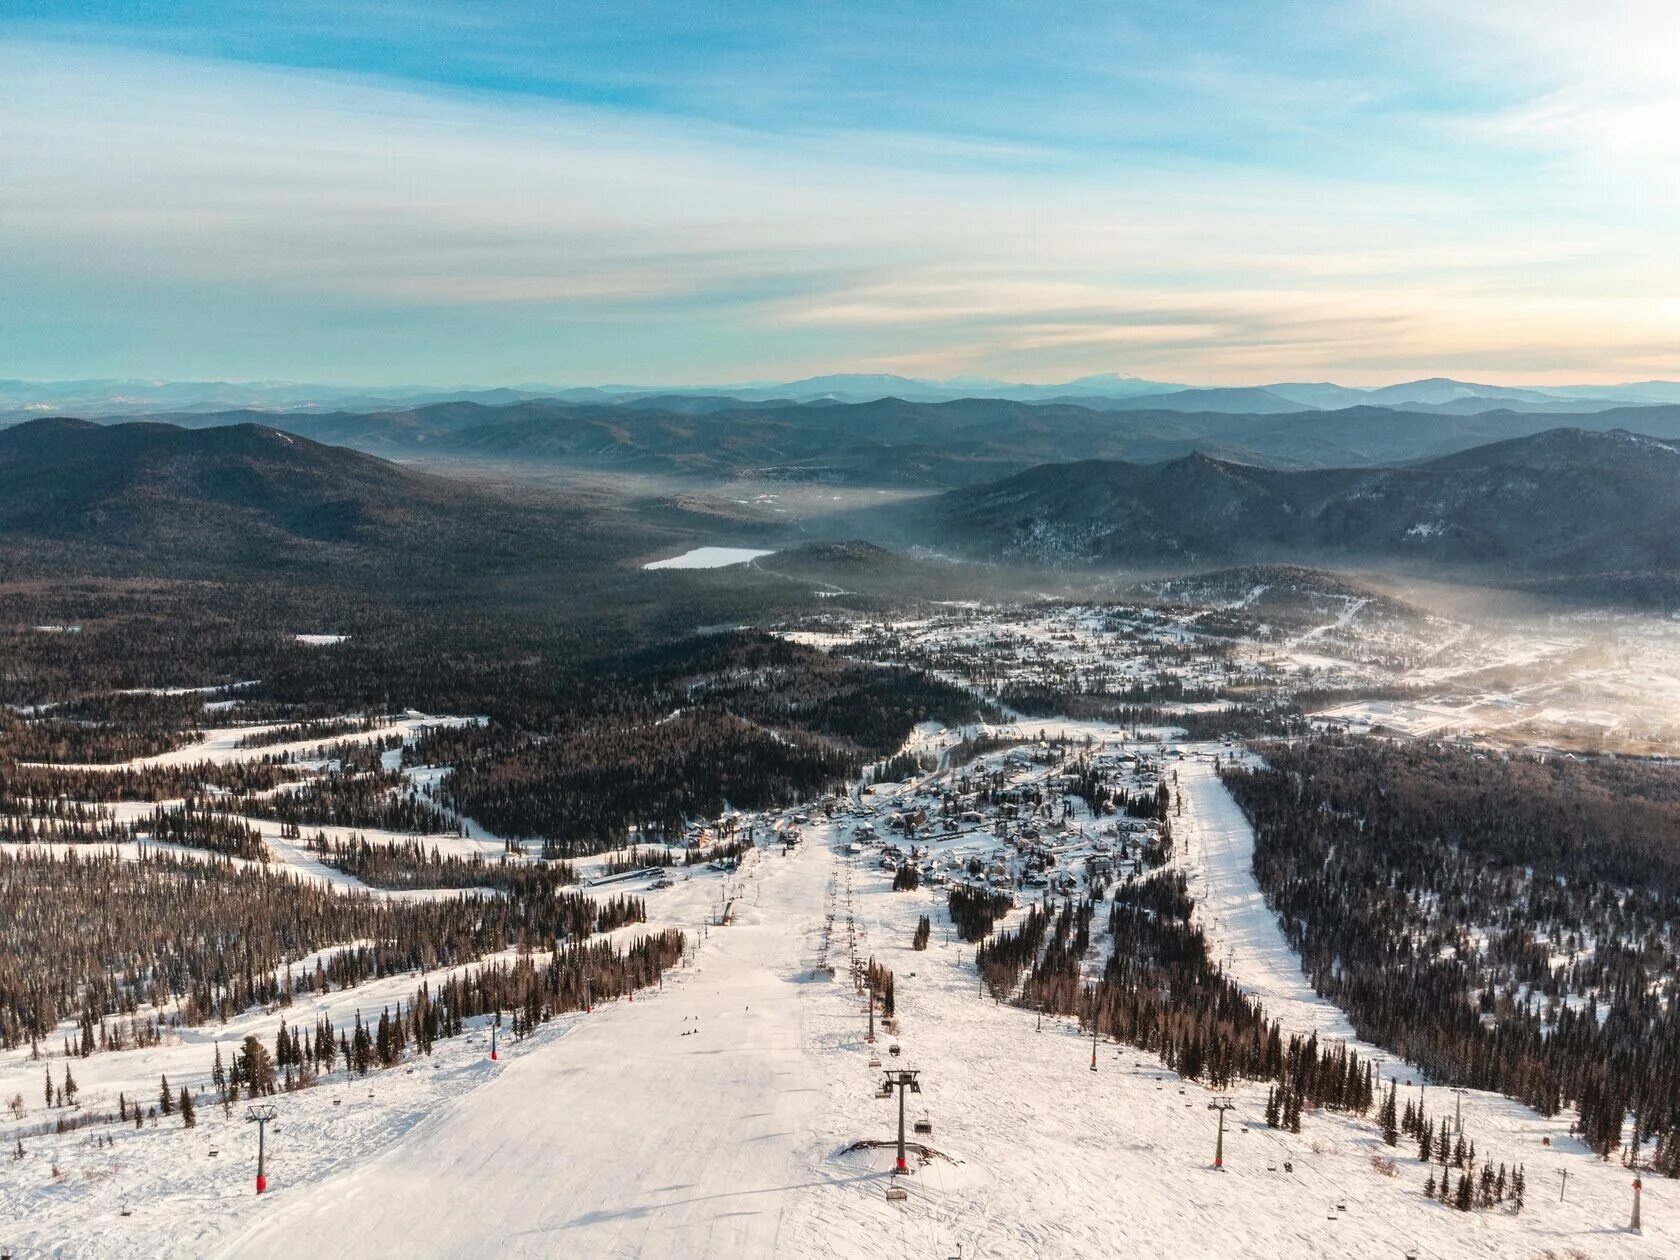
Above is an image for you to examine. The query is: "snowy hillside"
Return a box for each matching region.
[4,718,1666,1259]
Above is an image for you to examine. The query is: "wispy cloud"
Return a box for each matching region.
[1,4,1676,385]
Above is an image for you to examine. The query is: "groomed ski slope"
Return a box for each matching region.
[222,838,839,1259]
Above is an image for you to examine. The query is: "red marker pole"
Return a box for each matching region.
[490,1013,500,1061]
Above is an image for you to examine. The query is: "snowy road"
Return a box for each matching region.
[222,846,837,1260]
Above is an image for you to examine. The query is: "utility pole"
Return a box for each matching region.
[867,988,877,1045]
[1450,1086,1467,1134]
[246,1104,277,1194]
[1207,1098,1235,1168]
[879,1069,922,1175]
[1090,1018,1099,1072]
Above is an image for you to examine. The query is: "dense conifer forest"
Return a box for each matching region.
[0,848,645,1050]
[412,632,985,853]
[1222,736,1680,1165]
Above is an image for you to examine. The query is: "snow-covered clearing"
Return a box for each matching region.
[28,713,472,771]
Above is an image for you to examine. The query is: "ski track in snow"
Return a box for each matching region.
[221,846,829,1260]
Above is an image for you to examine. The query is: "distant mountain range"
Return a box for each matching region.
[19,394,1680,488]
[7,416,1680,606]
[7,373,1680,417]
[908,428,1680,579]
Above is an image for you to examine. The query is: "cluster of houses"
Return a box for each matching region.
[817,737,1176,905]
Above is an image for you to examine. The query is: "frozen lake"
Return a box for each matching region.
[642,546,774,570]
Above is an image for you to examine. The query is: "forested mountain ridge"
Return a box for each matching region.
[0,416,666,584]
[912,427,1680,576]
[34,396,1680,487]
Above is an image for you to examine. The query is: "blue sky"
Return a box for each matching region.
[3,1,1677,385]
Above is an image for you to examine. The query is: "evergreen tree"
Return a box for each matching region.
[159,1074,173,1115]
[179,1087,196,1128]
[1455,1173,1474,1211]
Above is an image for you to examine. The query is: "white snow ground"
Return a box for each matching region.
[3,737,1669,1259]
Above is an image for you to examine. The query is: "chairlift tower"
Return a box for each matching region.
[245,1104,278,1194]
[878,1069,923,1175]
[1207,1097,1236,1168]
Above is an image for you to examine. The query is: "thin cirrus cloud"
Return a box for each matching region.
[1,1,1677,386]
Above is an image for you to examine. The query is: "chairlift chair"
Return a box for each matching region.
[914,1111,933,1136]
[885,1185,909,1202]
